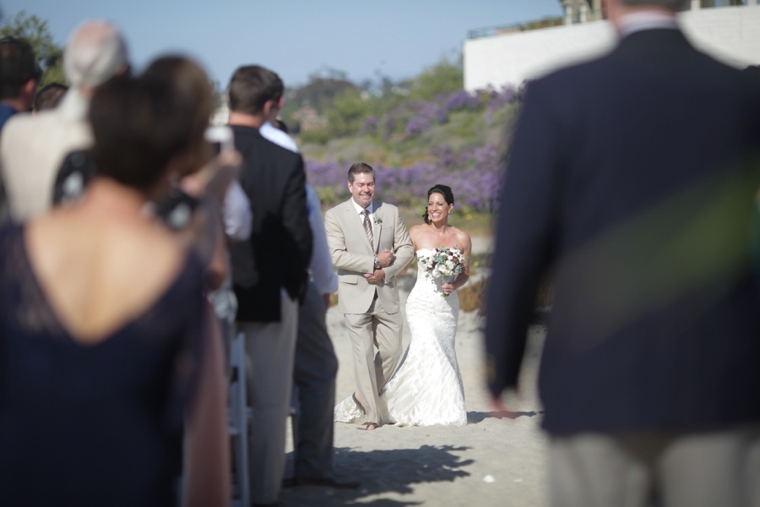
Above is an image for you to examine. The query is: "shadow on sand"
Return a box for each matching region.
[279,445,473,506]
[466,410,545,424]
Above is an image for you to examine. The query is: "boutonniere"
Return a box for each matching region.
[373,215,383,225]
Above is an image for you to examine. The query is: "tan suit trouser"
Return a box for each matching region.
[238,292,298,505]
[344,292,403,424]
[549,426,760,507]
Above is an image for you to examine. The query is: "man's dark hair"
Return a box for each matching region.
[0,37,41,100]
[34,83,68,111]
[228,65,283,115]
[347,162,375,183]
[89,75,196,191]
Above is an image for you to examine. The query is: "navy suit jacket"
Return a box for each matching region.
[485,29,760,435]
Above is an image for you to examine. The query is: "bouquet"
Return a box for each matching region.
[419,246,466,297]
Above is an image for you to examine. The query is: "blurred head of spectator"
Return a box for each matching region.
[142,56,214,177]
[89,75,200,199]
[60,20,129,120]
[34,83,69,112]
[607,0,690,32]
[228,65,283,127]
[0,37,40,119]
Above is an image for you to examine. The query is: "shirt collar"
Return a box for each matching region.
[619,11,678,38]
[351,198,373,215]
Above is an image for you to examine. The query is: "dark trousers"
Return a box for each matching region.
[293,282,339,479]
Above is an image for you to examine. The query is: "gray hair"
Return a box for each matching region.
[618,0,690,10]
[64,20,128,88]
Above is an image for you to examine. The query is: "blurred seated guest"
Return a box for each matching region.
[0,20,128,222]
[34,82,69,112]
[0,75,229,507]
[0,37,40,129]
[50,56,247,295]
[0,37,40,226]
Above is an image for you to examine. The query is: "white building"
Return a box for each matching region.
[464,1,760,91]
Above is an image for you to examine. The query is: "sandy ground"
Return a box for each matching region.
[279,264,549,507]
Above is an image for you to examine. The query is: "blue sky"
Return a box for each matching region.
[2,0,564,86]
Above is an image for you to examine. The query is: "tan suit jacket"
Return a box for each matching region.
[324,199,413,315]
[0,109,92,221]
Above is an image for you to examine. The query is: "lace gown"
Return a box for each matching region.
[335,248,467,426]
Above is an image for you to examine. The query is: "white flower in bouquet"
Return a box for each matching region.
[422,246,465,297]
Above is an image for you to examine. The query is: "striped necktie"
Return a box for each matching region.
[362,209,374,246]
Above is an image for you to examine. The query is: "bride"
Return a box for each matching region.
[335,184,471,427]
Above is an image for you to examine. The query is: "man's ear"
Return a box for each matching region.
[261,99,274,118]
[277,96,285,109]
[24,79,37,105]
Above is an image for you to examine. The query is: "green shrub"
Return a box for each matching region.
[299,129,331,145]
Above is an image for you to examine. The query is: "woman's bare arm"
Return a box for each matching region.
[183,302,230,507]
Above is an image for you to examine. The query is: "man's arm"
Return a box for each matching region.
[281,156,313,276]
[324,208,374,274]
[485,80,561,399]
[382,211,414,282]
[306,185,338,294]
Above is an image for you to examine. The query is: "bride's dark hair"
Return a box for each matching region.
[422,184,455,224]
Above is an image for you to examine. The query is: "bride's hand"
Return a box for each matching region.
[442,283,455,295]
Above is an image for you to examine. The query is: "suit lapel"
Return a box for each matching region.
[343,199,374,253]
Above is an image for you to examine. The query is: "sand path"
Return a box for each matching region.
[280,269,548,507]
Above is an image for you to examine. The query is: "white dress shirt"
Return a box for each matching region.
[222,180,252,241]
[259,121,299,152]
[351,198,374,223]
[259,120,338,294]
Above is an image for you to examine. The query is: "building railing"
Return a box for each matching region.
[468,1,757,41]
[467,17,564,40]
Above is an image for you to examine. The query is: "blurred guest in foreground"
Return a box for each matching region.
[0,37,40,129]
[485,0,760,506]
[227,64,312,506]
[34,83,69,112]
[0,20,128,221]
[0,76,229,507]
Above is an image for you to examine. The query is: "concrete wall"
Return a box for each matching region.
[464,4,760,91]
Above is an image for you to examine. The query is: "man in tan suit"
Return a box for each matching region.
[324,162,414,430]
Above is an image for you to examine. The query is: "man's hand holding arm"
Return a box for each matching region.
[362,248,394,284]
[380,212,414,282]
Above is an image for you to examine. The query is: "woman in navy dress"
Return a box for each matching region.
[0,75,228,506]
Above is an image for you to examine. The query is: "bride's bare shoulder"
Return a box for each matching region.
[452,227,472,251]
[408,224,426,239]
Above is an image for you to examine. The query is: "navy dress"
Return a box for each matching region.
[0,224,206,506]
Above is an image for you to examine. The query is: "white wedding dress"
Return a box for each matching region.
[334,248,467,427]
